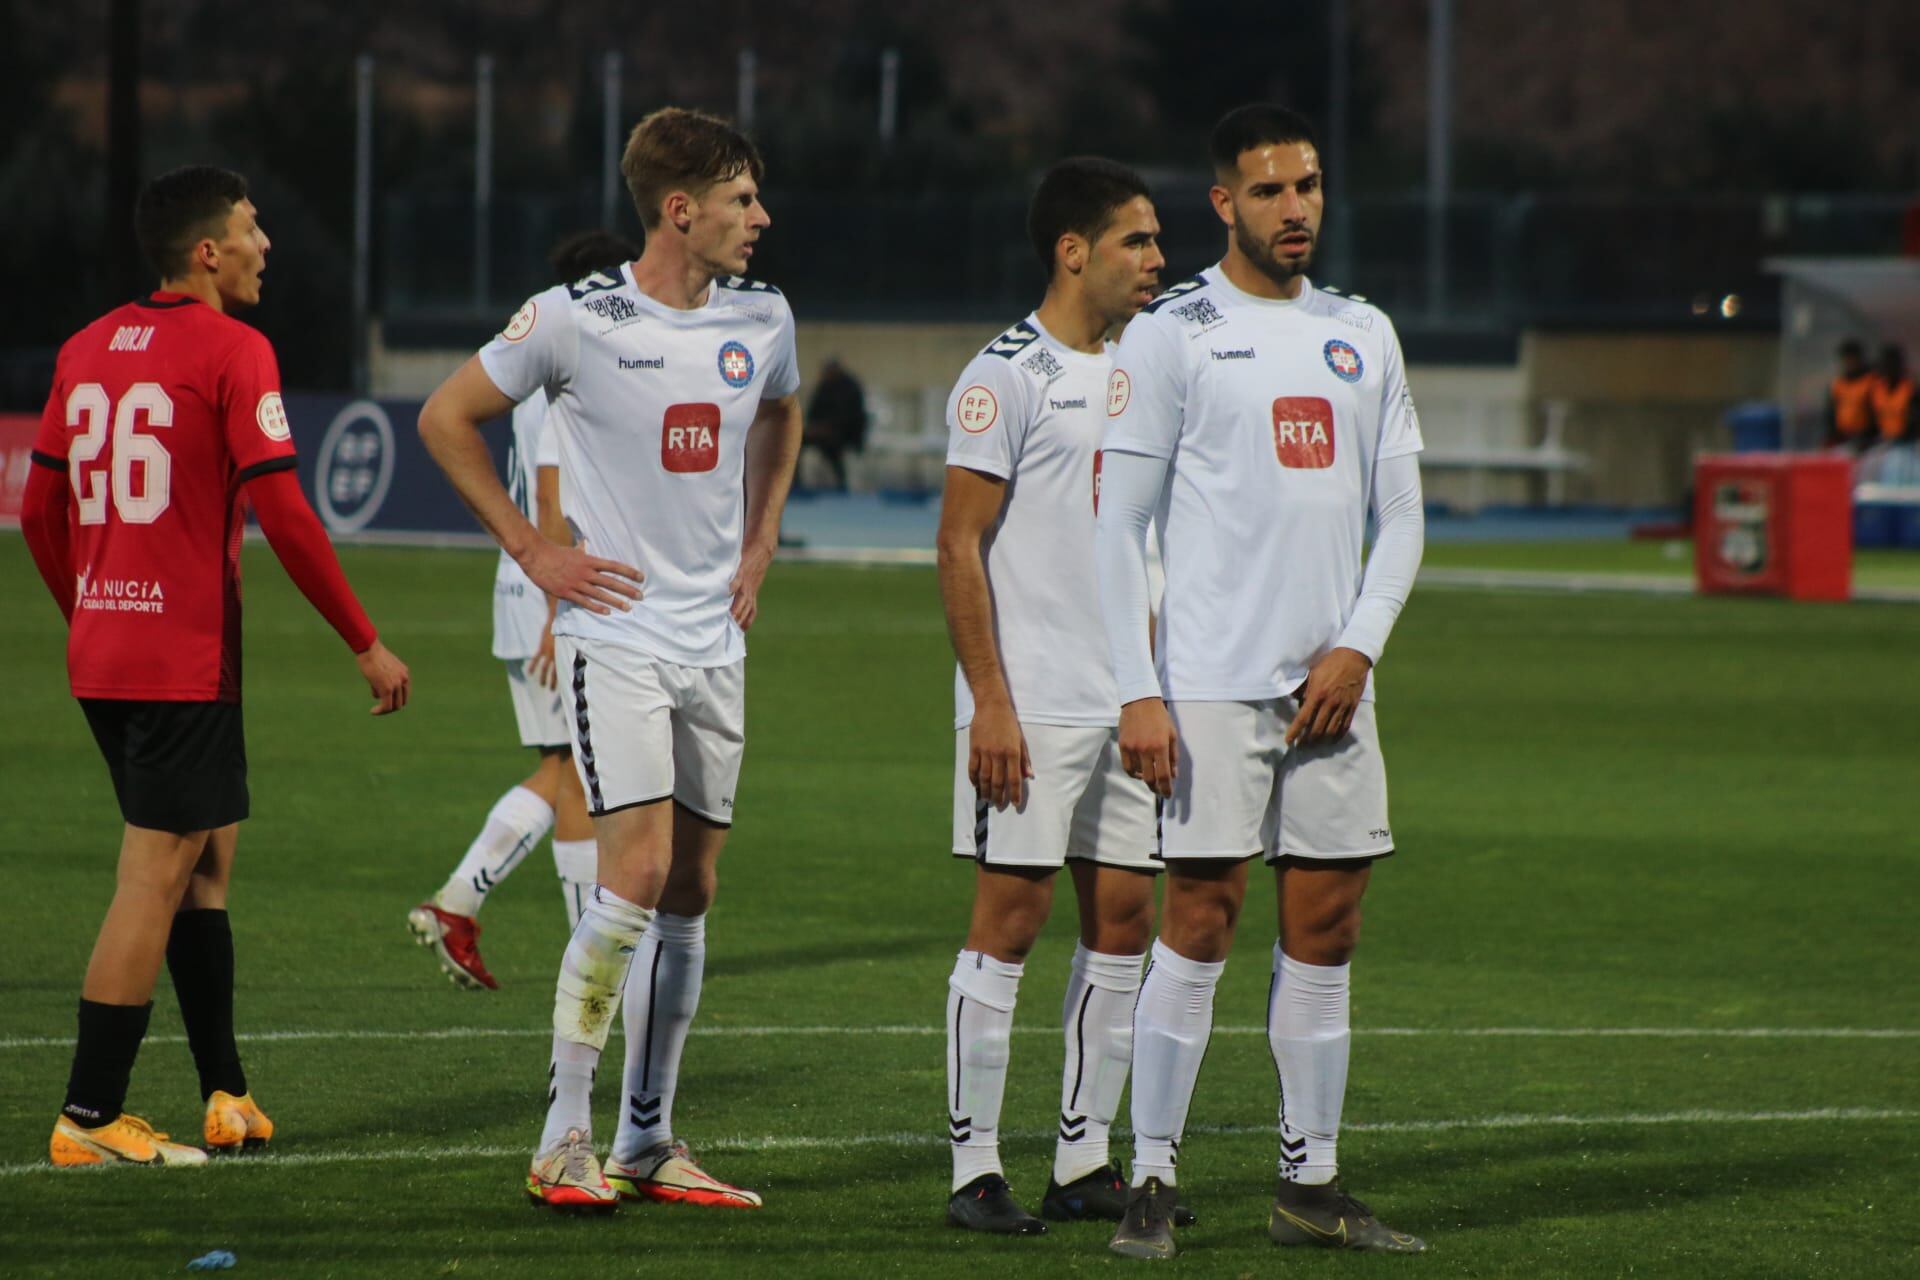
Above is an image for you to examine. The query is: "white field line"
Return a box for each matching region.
[2,1024,1917,1052]
[2,1107,1913,1180]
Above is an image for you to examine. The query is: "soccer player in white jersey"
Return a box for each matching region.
[418,108,802,1213]
[408,230,639,990]
[938,158,1179,1236]
[1095,105,1429,1259]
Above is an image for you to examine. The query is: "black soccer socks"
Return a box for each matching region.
[62,999,153,1127]
[166,908,248,1100]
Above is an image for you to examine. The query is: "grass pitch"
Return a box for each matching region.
[1,537,1916,1278]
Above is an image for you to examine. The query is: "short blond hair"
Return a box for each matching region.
[621,107,764,231]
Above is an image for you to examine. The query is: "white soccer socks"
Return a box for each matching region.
[610,912,706,1164]
[538,886,652,1151]
[946,950,1022,1192]
[1267,946,1351,1187]
[437,785,554,918]
[1128,940,1224,1187]
[552,838,597,928]
[1054,943,1144,1185]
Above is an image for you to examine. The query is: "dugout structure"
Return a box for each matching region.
[1767,257,1920,450]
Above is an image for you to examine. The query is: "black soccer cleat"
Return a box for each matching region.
[1043,1161,1196,1227]
[1108,1176,1178,1260]
[947,1173,1047,1236]
[1268,1178,1428,1253]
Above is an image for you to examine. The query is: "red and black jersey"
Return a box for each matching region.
[31,293,299,701]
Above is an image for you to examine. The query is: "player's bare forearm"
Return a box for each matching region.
[419,359,541,561]
[741,393,801,553]
[936,466,1016,714]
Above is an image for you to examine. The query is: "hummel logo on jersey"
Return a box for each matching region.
[586,295,639,324]
[108,325,155,352]
[1273,397,1336,469]
[662,403,721,473]
[1048,397,1087,411]
[1211,347,1254,361]
[565,271,623,300]
[1021,348,1063,378]
[987,326,1039,358]
[619,356,665,370]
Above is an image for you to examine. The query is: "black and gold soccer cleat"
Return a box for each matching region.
[1268,1178,1427,1253]
[947,1173,1047,1235]
[1043,1160,1196,1227]
[1107,1176,1178,1260]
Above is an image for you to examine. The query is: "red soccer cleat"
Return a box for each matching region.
[406,902,499,990]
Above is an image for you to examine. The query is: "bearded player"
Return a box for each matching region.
[1096,105,1429,1258]
[419,108,801,1213]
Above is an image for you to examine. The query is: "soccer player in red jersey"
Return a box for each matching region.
[20,165,411,1167]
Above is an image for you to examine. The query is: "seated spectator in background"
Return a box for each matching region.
[1870,345,1914,446]
[803,358,868,490]
[1826,339,1874,450]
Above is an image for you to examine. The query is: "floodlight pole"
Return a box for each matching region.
[601,51,623,230]
[474,54,494,312]
[1327,0,1352,288]
[737,48,757,132]
[351,53,374,397]
[1426,0,1453,320]
[878,48,900,147]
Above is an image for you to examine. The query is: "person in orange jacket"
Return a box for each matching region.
[1869,345,1915,445]
[1826,339,1875,449]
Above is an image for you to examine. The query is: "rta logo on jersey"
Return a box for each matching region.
[956,385,998,433]
[1323,339,1364,383]
[716,341,755,388]
[662,403,722,473]
[1272,397,1337,469]
[1106,369,1131,417]
[1092,450,1103,513]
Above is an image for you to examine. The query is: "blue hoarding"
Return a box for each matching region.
[283,395,510,539]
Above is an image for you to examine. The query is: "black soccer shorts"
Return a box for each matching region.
[79,699,249,833]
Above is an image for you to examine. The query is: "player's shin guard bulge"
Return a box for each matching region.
[1054,944,1143,1189]
[553,888,652,1052]
[945,950,1023,1194]
[1127,941,1224,1187]
[1268,946,1351,1187]
[611,913,705,1166]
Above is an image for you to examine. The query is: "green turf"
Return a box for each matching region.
[2,536,1917,1278]
[1423,538,1920,591]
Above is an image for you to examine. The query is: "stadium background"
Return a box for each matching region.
[2,2,1917,1275]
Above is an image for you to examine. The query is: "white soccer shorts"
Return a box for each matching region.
[1160,697,1393,862]
[558,637,745,824]
[505,658,569,749]
[950,722,1159,870]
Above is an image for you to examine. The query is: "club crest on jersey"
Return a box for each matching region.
[1323,339,1363,382]
[717,340,755,387]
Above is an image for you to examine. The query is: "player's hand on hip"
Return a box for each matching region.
[528,625,558,690]
[969,701,1032,811]
[520,538,642,615]
[1119,697,1179,797]
[1286,647,1371,747]
[355,640,411,715]
[729,540,775,630]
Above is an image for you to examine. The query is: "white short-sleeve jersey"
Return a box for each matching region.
[1104,268,1424,702]
[490,394,553,660]
[477,264,800,667]
[946,315,1123,729]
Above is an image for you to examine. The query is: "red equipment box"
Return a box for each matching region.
[1693,453,1852,601]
